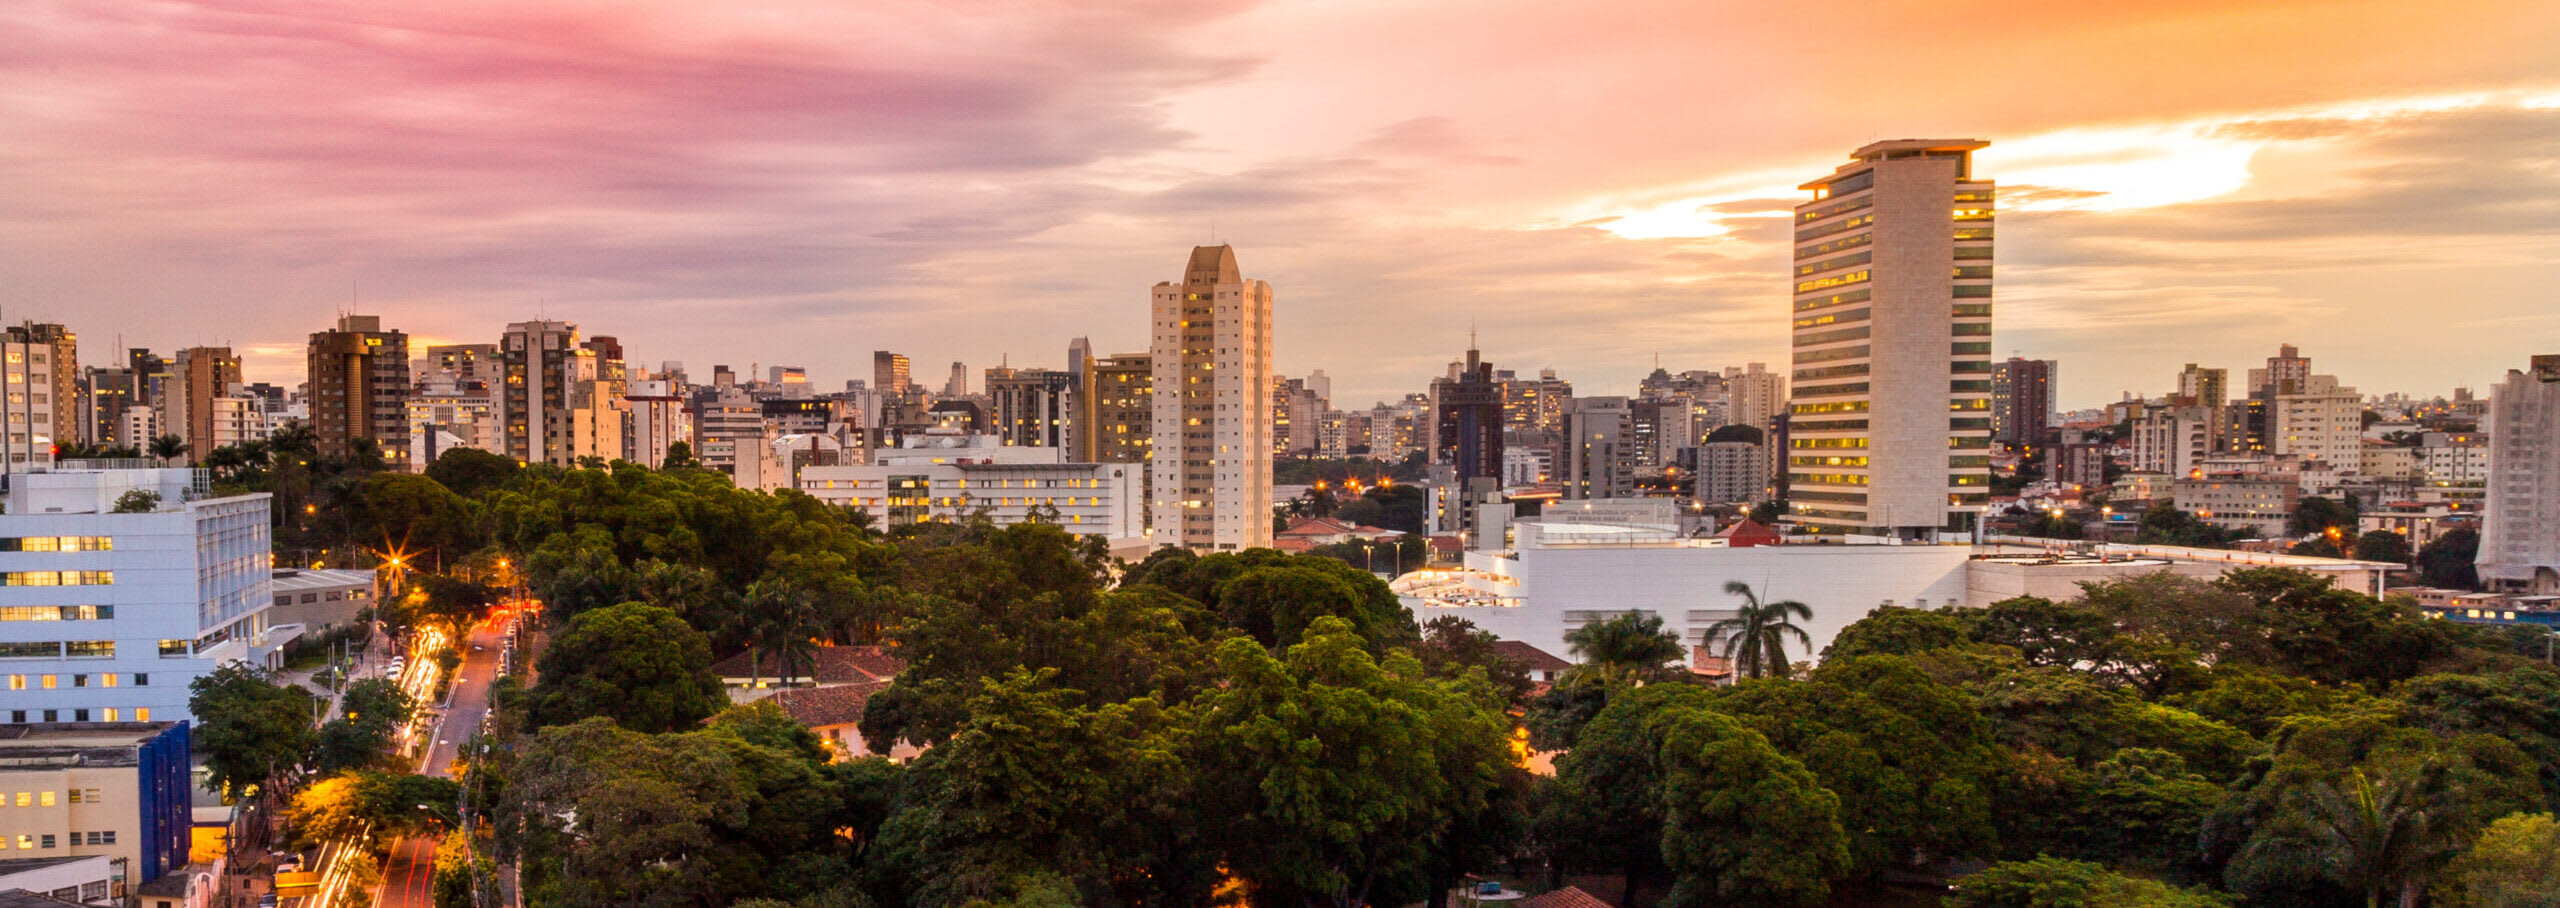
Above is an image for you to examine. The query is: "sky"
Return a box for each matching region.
[3,0,2556,409]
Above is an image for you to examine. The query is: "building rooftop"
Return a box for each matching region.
[269,568,375,593]
[0,889,87,908]
[764,681,890,728]
[710,645,903,685]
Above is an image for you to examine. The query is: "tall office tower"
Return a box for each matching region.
[1628,399,1685,472]
[497,320,598,466]
[1067,337,1093,381]
[166,347,243,465]
[873,352,912,396]
[1433,344,1506,537]
[1989,357,2057,446]
[1075,353,1153,465]
[1150,245,1273,551]
[1305,370,1332,406]
[1,324,76,451]
[1724,362,1785,431]
[944,362,969,398]
[2478,355,2560,593]
[577,337,631,462]
[1788,139,1994,537]
[1562,396,1634,500]
[989,368,1075,448]
[2177,363,2229,410]
[0,325,72,471]
[2250,344,2313,395]
[81,366,138,448]
[306,315,412,469]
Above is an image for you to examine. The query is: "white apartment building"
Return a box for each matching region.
[406,374,496,465]
[0,468,274,726]
[797,435,1141,543]
[0,328,65,473]
[1787,139,1994,538]
[2271,375,2363,477]
[1723,363,1785,432]
[2131,406,2216,477]
[1693,440,1770,504]
[2478,355,2560,593]
[1149,245,1273,551]
[2420,432,2491,484]
[625,379,690,469]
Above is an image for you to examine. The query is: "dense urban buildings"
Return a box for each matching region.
[305,314,411,468]
[1787,138,1995,537]
[1075,353,1153,466]
[1149,245,1273,551]
[0,721,194,893]
[2478,354,2560,593]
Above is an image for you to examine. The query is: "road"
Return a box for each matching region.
[374,612,511,908]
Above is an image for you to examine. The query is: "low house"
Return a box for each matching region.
[763,682,922,763]
[711,645,903,700]
[1713,518,1782,548]
[1520,886,1616,908]
[1488,640,1571,687]
[1273,517,1402,553]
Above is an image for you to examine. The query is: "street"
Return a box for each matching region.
[373,612,511,908]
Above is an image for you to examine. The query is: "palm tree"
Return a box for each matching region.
[1561,611,1684,682]
[147,434,188,467]
[740,577,825,689]
[1703,581,1813,680]
[2278,767,2451,908]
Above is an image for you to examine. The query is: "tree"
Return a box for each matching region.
[1561,611,1685,682]
[1650,705,1851,907]
[148,433,188,466]
[412,573,498,642]
[1823,605,1968,662]
[191,664,319,799]
[1190,619,1522,908]
[1703,581,1812,680]
[662,440,701,470]
[312,678,417,774]
[1412,615,1534,705]
[433,828,500,908]
[110,489,163,513]
[2438,812,2560,908]
[424,447,519,498]
[738,575,828,688]
[2417,528,2481,589]
[2289,496,2360,539]
[1950,856,2231,908]
[1749,499,1785,525]
[525,602,727,733]
[289,770,460,845]
[2354,531,2413,564]
[352,473,483,567]
[2246,767,2452,908]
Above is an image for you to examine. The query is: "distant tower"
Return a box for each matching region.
[307,315,412,469]
[945,361,968,398]
[1150,245,1274,551]
[1788,139,1994,538]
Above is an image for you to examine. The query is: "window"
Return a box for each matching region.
[158,640,189,657]
[39,791,55,806]
[0,642,58,659]
[100,708,117,721]
[65,641,112,658]
[134,708,149,721]
[39,834,54,848]
[134,673,148,686]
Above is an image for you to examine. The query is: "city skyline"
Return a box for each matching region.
[4,1,2556,407]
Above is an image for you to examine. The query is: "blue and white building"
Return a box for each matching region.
[0,466,276,725]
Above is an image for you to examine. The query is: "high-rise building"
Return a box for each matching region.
[1272,376,1323,457]
[2177,363,2229,410]
[625,379,690,469]
[989,368,1075,448]
[1990,357,2056,446]
[0,325,72,471]
[872,352,912,396]
[2250,344,2313,396]
[1432,344,1505,537]
[420,344,500,383]
[306,315,411,469]
[496,320,597,466]
[2131,406,2217,477]
[1694,433,1771,504]
[2477,355,2560,593]
[2270,374,2362,472]
[944,362,969,398]
[1562,396,1634,500]
[1150,245,1273,551]
[1075,353,1152,466]
[1787,138,1994,537]
[165,347,243,465]
[1724,362,1785,432]
[80,366,139,449]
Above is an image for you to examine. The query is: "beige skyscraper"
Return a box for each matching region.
[167,346,244,464]
[307,315,411,468]
[497,320,598,466]
[1150,245,1272,550]
[1787,139,1994,537]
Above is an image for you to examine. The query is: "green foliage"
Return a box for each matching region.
[312,678,416,774]
[2419,527,2483,589]
[1189,619,1523,908]
[351,472,484,567]
[190,664,319,799]
[2354,530,2413,564]
[1561,610,1686,682]
[289,770,461,845]
[2136,502,2248,547]
[432,828,499,908]
[1333,483,1428,534]
[1950,856,2232,908]
[2288,495,2360,539]
[110,488,162,513]
[2438,812,2560,908]
[1411,615,1535,705]
[1748,499,1785,525]
[1823,605,1969,662]
[423,447,519,498]
[525,602,727,733]
[1649,706,1850,907]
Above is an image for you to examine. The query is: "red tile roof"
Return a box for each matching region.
[1488,640,1572,674]
[710,645,903,685]
[763,680,889,728]
[1521,886,1616,908]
